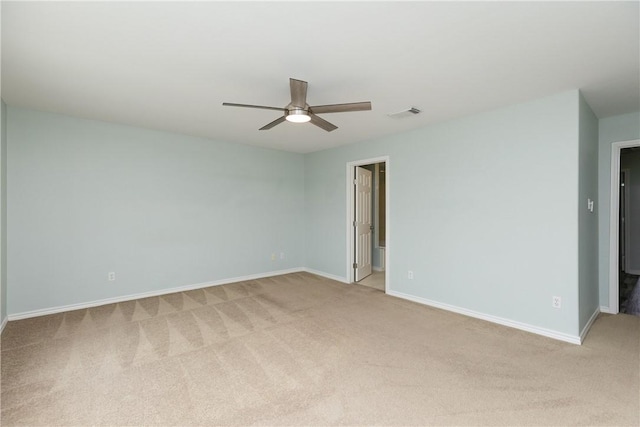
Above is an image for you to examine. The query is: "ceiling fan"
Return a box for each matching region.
[223,78,372,132]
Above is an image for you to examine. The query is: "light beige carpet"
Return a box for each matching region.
[1,272,639,426]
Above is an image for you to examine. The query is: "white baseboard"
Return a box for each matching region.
[372,267,385,272]
[3,268,593,347]
[301,268,350,284]
[7,268,305,321]
[387,290,581,345]
[0,315,7,335]
[579,307,600,343]
[599,305,615,314]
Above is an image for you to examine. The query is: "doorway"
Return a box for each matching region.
[609,139,640,314]
[619,151,640,315]
[346,156,389,292]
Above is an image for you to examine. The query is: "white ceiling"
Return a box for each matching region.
[2,1,639,154]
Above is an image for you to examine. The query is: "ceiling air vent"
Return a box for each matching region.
[387,107,421,119]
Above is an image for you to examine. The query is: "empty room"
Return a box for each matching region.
[1,1,639,426]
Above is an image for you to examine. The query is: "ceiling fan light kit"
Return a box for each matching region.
[223,78,372,132]
[285,108,311,123]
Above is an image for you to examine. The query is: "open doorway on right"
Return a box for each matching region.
[356,162,386,292]
[620,147,640,316]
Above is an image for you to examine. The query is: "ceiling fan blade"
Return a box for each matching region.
[223,102,285,112]
[309,102,372,114]
[259,116,287,130]
[309,113,338,132]
[290,78,308,108]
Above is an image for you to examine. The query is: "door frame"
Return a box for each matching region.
[609,139,640,313]
[346,156,390,289]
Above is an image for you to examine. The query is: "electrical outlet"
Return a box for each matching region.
[271,253,276,261]
[408,270,414,280]
[280,252,285,260]
[108,272,116,281]
[552,296,561,309]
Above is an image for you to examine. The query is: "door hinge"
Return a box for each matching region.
[354,179,358,185]
[353,221,357,227]
[353,262,358,269]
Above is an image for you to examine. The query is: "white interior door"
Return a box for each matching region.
[354,166,372,281]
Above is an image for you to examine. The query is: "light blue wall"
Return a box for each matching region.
[5,90,606,339]
[597,112,640,307]
[7,107,305,315]
[1,100,6,326]
[306,91,582,336]
[578,93,599,331]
